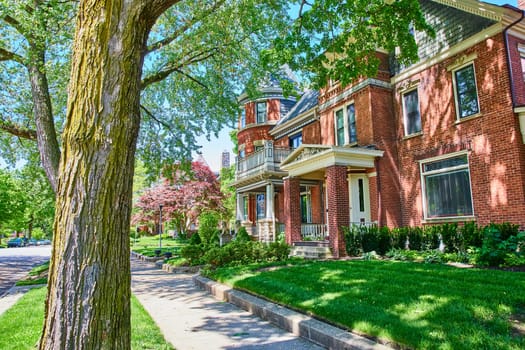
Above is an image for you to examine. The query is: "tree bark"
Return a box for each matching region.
[39,1,152,348]
[28,50,61,193]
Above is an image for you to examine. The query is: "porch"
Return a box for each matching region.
[235,142,292,180]
[253,222,328,243]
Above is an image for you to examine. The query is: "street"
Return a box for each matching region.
[0,246,51,296]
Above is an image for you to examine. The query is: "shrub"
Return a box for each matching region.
[180,244,205,265]
[439,223,459,253]
[202,240,290,268]
[476,225,525,266]
[266,241,290,261]
[235,226,251,242]
[406,227,423,251]
[343,225,363,256]
[189,232,202,245]
[459,221,482,248]
[421,226,440,251]
[391,228,409,250]
[198,211,220,245]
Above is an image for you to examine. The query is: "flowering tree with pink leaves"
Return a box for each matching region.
[132,161,226,235]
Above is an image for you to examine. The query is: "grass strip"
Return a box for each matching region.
[0,287,173,350]
[206,259,525,350]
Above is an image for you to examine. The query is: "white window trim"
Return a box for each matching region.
[333,102,357,146]
[451,61,481,121]
[401,87,422,136]
[255,101,267,124]
[242,195,249,221]
[240,108,246,128]
[419,150,475,221]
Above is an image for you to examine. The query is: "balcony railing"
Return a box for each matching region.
[301,224,328,241]
[236,145,292,179]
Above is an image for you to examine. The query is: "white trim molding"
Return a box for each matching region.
[280,144,383,178]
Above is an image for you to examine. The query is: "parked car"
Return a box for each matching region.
[36,239,51,246]
[7,238,26,248]
[28,238,37,246]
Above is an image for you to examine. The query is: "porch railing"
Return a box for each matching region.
[301,224,328,241]
[236,145,292,179]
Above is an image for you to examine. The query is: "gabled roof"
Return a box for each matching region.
[276,90,319,127]
[270,90,319,139]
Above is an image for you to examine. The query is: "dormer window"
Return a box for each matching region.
[256,101,267,124]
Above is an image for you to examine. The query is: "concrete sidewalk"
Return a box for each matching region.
[131,258,324,350]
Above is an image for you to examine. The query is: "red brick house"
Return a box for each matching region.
[232,0,525,258]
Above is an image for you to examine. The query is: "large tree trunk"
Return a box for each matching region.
[39,1,151,348]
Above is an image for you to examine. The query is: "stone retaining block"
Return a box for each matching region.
[193,275,392,350]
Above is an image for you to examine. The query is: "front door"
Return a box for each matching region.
[349,174,371,224]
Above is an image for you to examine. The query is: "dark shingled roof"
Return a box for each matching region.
[276,90,319,127]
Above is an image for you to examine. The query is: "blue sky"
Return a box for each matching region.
[198,0,520,172]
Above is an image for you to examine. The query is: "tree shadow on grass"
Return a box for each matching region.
[232,260,525,349]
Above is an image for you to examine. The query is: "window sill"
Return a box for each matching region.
[421,215,476,224]
[402,132,423,140]
[454,113,483,125]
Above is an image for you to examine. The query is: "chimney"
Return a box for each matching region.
[519,0,525,11]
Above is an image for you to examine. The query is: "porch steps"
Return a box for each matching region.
[290,242,333,259]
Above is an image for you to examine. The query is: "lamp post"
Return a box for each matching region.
[159,204,163,249]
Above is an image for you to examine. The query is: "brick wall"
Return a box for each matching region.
[368,174,378,222]
[370,87,402,227]
[325,166,349,258]
[237,126,273,155]
[310,184,323,223]
[268,99,281,122]
[283,177,302,244]
[303,121,321,144]
[394,33,525,228]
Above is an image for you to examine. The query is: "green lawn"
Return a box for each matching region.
[205,260,525,350]
[0,287,173,350]
[131,235,187,257]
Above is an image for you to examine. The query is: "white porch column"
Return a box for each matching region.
[236,191,243,222]
[265,183,274,219]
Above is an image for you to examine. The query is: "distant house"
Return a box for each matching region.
[232,0,525,258]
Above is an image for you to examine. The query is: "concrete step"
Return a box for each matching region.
[290,245,333,259]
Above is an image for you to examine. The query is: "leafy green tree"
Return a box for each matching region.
[16,160,55,238]
[0,168,25,241]
[267,0,433,88]
[219,164,236,230]
[0,0,429,348]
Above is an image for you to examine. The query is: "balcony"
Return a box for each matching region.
[236,144,292,180]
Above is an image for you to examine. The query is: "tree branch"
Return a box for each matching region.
[0,47,25,65]
[141,48,217,89]
[145,0,225,55]
[144,0,181,28]
[0,119,37,140]
[140,105,172,131]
